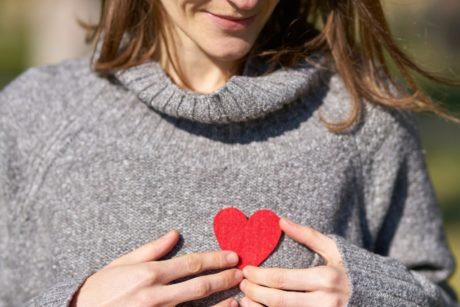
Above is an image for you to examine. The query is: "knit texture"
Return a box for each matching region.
[0,54,457,306]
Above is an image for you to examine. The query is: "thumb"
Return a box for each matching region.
[279,218,334,264]
[211,298,238,307]
[106,230,180,268]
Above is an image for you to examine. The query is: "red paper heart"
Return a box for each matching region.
[213,208,282,269]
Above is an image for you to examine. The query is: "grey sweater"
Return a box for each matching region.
[0,53,457,307]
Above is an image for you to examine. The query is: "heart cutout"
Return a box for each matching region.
[213,207,282,269]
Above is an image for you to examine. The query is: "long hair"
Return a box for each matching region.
[83,0,459,132]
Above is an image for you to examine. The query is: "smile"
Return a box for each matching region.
[205,12,257,31]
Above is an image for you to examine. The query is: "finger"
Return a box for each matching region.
[242,289,342,307]
[240,296,263,307]
[106,230,180,267]
[154,250,239,283]
[240,279,306,306]
[243,265,344,292]
[159,269,243,304]
[212,297,239,307]
[280,218,338,264]
[297,290,348,307]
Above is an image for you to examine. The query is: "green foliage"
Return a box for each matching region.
[0,4,29,89]
[420,118,460,292]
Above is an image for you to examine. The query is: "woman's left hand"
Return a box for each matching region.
[239,218,351,307]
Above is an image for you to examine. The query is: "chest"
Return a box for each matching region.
[9,115,366,299]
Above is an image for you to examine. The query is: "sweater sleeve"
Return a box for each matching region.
[22,277,90,307]
[0,68,91,307]
[328,109,458,306]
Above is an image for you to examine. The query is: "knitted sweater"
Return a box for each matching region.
[0,53,457,307]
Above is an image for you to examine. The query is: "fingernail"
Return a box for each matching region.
[167,229,178,237]
[234,270,243,281]
[230,299,238,307]
[242,266,250,276]
[227,252,239,264]
[282,217,294,225]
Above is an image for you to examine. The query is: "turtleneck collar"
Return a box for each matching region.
[114,53,329,125]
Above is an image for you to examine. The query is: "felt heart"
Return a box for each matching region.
[213,208,282,269]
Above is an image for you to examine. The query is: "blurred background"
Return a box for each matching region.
[1,0,459,295]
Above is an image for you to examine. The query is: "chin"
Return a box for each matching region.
[202,37,256,62]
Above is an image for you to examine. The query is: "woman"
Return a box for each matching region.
[0,0,458,306]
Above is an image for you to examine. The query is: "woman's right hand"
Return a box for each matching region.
[70,230,242,307]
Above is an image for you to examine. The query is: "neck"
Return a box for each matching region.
[157,25,243,94]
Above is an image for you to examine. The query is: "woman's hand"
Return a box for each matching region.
[70,230,241,307]
[239,218,351,307]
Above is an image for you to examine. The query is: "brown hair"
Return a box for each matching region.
[83,0,459,132]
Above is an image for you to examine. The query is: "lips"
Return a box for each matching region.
[205,12,257,31]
